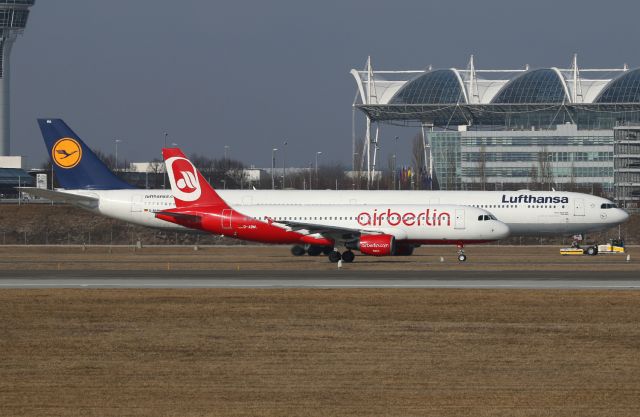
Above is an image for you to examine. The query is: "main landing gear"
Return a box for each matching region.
[290,245,334,257]
[327,249,355,263]
[457,244,467,262]
[291,245,306,256]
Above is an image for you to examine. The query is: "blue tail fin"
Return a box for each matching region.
[38,118,136,190]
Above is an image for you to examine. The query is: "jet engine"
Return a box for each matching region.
[347,234,396,256]
[394,244,415,256]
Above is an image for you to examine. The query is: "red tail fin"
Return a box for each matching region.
[162,148,230,208]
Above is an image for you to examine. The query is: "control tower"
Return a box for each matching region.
[0,0,34,156]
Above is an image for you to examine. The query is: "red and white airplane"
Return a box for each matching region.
[155,148,510,262]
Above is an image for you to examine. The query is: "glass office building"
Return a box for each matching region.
[614,126,640,208]
[352,57,640,200]
[429,124,613,191]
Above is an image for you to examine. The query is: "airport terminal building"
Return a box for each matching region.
[351,56,640,207]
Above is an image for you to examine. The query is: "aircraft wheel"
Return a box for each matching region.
[322,246,333,256]
[328,251,342,263]
[291,245,306,256]
[341,250,355,263]
[307,246,323,256]
[586,246,597,256]
[457,254,467,262]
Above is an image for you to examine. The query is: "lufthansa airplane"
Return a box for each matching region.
[154,147,509,262]
[22,119,629,241]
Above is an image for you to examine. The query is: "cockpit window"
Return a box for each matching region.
[478,215,495,221]
[601,203,618,209]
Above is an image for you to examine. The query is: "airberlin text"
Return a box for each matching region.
[357,208,451,227]
[501,194,569,204]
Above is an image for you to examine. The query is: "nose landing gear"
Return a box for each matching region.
[457,244,467,262]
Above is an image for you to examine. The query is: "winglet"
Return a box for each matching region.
[162,147,230,209]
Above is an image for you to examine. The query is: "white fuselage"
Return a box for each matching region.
[224,204,509,242]
[63,189,628,235]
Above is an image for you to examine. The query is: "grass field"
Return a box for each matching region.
[0,244,636,271]
[0,246,638,416]
[1,289,639,416]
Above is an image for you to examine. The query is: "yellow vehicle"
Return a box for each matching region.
[560,244,598,256]
[560,239,625,256]
[597,239,625,254]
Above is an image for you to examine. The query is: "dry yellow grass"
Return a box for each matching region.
[1,289,639,416]
[0,245,636,271]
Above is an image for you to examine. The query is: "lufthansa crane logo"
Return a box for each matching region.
[52,138,82,169]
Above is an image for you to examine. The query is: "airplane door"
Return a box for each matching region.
[131,195,143,212]
[221,209,233,229]
[454,209,465,229]
[573,198,585,216]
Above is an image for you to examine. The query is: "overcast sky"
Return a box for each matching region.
[10,0,640,169]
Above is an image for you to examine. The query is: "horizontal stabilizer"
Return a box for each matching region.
[155,210,202,224]
[18,187,99,207]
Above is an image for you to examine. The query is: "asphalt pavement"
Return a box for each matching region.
[0,270,638,289]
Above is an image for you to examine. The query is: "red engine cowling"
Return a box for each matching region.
[357,234,396,256]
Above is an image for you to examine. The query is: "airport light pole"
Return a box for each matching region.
[393,136,398,190]
[163,132,168,189]
[315,151,322,189]
[282,140,287,189]
[271,148,278,190]
[115,139,122,171]
[353,152,358,189]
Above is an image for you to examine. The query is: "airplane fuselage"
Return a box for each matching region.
[74,189,628,235]
[155,204,509,245]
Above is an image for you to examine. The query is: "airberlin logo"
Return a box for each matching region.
[357,208,451,227]
[165,156,201,202]
[52,138,82,169]
[360,242,391,248]
[177,170,197,191]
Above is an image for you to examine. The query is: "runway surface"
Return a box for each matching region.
[1,270,639,289]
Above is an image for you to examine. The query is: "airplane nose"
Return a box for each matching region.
[492,222,511,239]
[618,209,630,223]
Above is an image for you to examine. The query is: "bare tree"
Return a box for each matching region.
[411,133,425,190]
[384,153,395,190]
[147,158,165,189]
[93,149,116,170]
[316,162,348,190]
[352,137,367,190]
[189,153,246,189]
